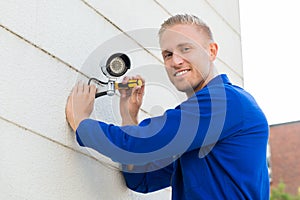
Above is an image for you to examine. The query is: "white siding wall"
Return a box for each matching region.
[0,1,242,199]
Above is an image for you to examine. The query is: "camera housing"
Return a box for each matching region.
[101,53,131,78]
[89,52,137,98]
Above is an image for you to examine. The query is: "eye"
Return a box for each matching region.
[181,46,191,53]
[163,51,173,60]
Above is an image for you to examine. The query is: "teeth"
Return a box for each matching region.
[175,70,189,77]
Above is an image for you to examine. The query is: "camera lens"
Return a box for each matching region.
[109,57,126,75]
[103,53,131,77]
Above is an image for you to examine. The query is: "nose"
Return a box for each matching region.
[172,53,184,66]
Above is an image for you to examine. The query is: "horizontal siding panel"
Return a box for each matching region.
[205,0,241,34]
[215,59,243,87]
[0,119,171,199]
[86,0,170,30]
[0,119,132,200]
[0,0,122,69]
[0,28,76,145]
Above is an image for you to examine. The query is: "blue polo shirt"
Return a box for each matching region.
[76,74,270,199]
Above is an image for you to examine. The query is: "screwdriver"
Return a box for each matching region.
[115,79,143,89]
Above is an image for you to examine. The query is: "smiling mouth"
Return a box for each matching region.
[174,69,191,77]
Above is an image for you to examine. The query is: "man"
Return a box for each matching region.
[66,14,269,199]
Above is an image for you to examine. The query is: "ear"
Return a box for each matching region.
[209,42,218,61]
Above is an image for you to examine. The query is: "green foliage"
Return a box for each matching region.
[271,181,300,200]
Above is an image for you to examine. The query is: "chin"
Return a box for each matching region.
[175,85,192,93]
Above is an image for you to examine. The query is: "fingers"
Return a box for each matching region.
[83,83,89,94]
[132,85,144,96]
[119,75,144,98]
[135,75,145,85]
[134,75,145,94]
[122,76,130,84]
[72,81,96,96]
[89,84,97,95]
[76,81,84,94]
[66,81,96,131]
[69,81,97,104]
[119,76,130,98]
[132,75,145,93]
[131,76,145,103]
[121,75,145,87]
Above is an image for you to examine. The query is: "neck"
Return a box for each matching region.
[186,65,219,98]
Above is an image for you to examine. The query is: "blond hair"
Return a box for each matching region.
[159,14,213,41]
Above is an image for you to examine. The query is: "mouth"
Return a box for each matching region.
[174,69,191,77]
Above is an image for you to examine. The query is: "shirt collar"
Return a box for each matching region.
[185,74,231,101]
[205,74,231,87]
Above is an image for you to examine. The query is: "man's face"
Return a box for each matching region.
[160,24,214,96]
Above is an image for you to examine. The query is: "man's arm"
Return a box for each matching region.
[66,76,174,193]
[119,76,175,193]
[122,161,173,193]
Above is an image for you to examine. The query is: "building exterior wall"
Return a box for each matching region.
[269,121,300,195]
[0,1,242,199]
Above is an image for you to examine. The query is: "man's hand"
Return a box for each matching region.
[65,82,97,131]
[119,75,145,125]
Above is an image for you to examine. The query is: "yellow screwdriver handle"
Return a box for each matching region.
[115,79,143,89]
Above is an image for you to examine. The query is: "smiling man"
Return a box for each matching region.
[66,14,270,199]
[160,22,217,97]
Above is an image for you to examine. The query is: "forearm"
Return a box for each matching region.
[122,116,138,126]
[120,104,139,126]
[75,112,180,165]
[122,162,173,193]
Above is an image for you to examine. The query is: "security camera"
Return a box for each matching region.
[101,53,131,78]
[88,53,142,98]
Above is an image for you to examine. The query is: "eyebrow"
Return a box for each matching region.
[161,42,195,52]
[177,42,194,48]
[161,49,172,55]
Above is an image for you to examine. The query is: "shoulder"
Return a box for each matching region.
[223,83,268,129]
[225,84,261,111]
